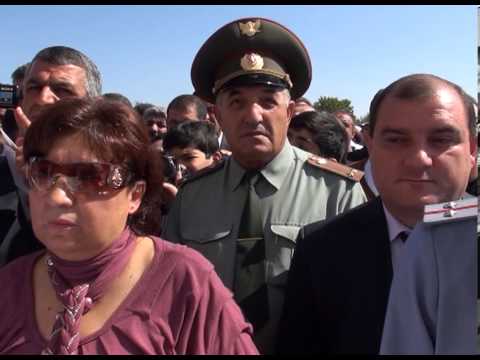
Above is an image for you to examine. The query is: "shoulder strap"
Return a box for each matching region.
[307,155,364,182]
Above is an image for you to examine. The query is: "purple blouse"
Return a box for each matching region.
[0,237,259,355]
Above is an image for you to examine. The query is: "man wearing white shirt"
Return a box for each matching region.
[277,73,477,354]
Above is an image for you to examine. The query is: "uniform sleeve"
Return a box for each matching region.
[275,231,319,354]
[337,180,367,214]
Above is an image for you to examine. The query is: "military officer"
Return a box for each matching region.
[162,17,367,354]
[380,197,478,355]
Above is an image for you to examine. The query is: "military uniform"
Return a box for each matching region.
[163,142,366,352]
[380,197,478,354]
[163,17,367,354]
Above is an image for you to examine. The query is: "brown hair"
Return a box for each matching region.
[369,73,476,137]
[23,97,165,235]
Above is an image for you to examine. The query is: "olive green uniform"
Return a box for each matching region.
[163,142,367,353]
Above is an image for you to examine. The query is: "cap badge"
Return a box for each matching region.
[239,19,261,37]
[240,53,264,71]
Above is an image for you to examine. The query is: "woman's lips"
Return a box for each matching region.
[48,218,77,228]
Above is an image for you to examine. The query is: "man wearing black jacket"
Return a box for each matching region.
[277,73,477,354]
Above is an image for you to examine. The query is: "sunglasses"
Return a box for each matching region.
[26,157,135,195]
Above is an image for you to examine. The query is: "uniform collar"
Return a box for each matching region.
[259,140,294,191]
[229,140,294,192]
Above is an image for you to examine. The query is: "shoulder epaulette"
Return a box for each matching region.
[423,197,478,225]
[423,197,478,224]
[178,158,226,188]
[307,155,364,182]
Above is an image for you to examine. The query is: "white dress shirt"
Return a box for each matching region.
[382,204,412,270]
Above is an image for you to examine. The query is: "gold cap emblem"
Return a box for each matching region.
[238,19,261,37]
[240,53,264,71]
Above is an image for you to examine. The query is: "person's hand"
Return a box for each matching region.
[13,107,31,175]
[14,107,31,135]
[162,182,178,205]
[220,149,232,157]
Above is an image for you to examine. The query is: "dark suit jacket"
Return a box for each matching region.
[276,197,393,354]
[0,154,42,266]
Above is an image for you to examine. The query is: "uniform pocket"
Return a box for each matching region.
[181,227,232,244]
[267,224,301,286]
[270,224,301,244]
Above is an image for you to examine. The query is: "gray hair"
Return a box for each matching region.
[29,46,102,97]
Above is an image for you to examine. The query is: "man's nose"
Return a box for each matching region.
[244,102,263,125]
[38,86,60,105]
[405,145,433,169]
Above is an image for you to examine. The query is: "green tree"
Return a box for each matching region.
[313,96,354,116]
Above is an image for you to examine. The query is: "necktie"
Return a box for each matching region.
[398,231,409,243]
[235,171,269,333]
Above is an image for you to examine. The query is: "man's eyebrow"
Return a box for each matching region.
[48,79,76,88]
[25,77,75,89]
[25,77,42,85]
[430,126,461,135]
[379,128,409,136]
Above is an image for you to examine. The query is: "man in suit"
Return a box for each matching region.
[162,17,367,354]
[276,73,477,354]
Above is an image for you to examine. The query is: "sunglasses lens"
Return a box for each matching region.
[75,163,109,193]
[29,159,52,190]
[27,158,130,195]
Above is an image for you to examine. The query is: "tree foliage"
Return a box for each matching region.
[313,96,354,116]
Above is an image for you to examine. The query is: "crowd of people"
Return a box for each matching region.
[0,16,478,355]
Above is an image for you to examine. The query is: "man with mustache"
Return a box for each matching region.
[162,17,367,354]
[0,46,102,265]
[277,73,477,354]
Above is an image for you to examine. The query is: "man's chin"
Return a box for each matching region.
[233,147,275,169]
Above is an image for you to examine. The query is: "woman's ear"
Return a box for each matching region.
[128,181,146,214]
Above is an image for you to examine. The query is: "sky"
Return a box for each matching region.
[0,5,477,118]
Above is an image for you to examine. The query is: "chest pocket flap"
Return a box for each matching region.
[267,224,301,287]
[181,224,232,244]
[270,224,301,243]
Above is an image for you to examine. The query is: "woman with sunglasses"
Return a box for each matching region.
[0,97,258,355]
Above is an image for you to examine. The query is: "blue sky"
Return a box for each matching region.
[0,5,476,117]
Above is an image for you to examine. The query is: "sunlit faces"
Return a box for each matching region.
[287,127,321,155]
[29,134,144,261]
[167,105,199,130]
[335,113,355,141]
[215,86,295,170]
[293,102,315,117]
[22,60,88,121]
[145,116,167,141]
[367,86,476,226]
